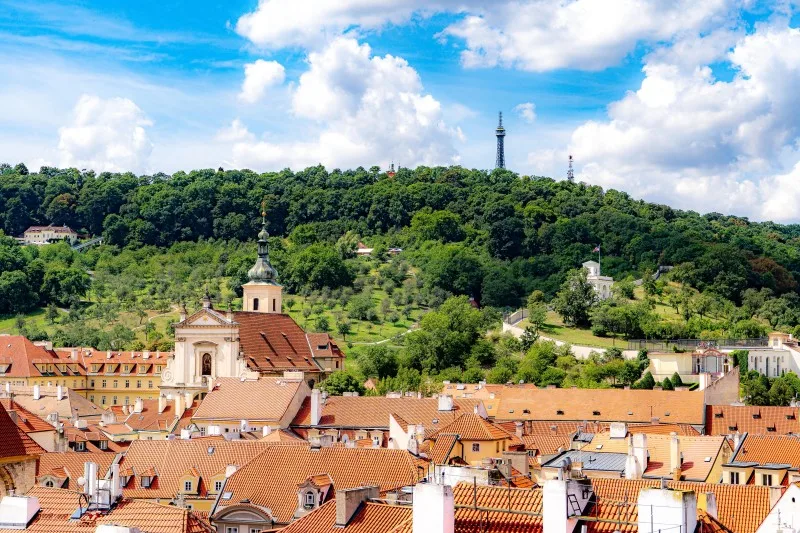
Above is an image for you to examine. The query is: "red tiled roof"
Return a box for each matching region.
[706,405,800,435]
[217,446,427,523]
[234,311,323,372]
[0,403,44,458]
[0,399,55,433]
[427,413,515,442]
[192,377,307,422]
[307,333,345,359]
[292,396,482,434]
[588,478,774,533]
[279,500,412,533]
[119,399,180,432]
[37,452,117,491]
[734,434,800,466]
[429,434,459,464]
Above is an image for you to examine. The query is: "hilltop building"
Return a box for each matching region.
[20,224,77,245]
[160,217,344,403]
[582,260,613,300]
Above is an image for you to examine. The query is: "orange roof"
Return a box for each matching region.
[261,428,306,443]
[588,478,774,533]
[307,333,345,359]
[119,439,276,499]
[37,451,117,491]
[0,398,55,433]
[0,403,44,458]
[279,500,412,533]
[706,405,800,435]
[489,388,705,425]
[193,376,307,422]
[521,435,571,455]
[217,446,427,523]
[429,434,459,464]
[733,434,800,466]
[118,398,181,432]
[292,396,482,434]
[8,385,102,419]
[427,413,515,442]
[583,433,729,481]
[0,486,211,533]
[0,336,77,377]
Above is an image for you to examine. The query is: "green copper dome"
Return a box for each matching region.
[248,222,277,282]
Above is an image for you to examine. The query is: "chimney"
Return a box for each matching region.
[70,348,78,360]
[413,483,454,533]
[697,492,717,519]
[336,486,379,527]
[106,350,112,359]
[32,385,40,400]
[180,429,192,440]
[225,464,238,478]
[638,488,697,533]
[502,451,529,478]
[515,421,524,438]
[158,395,166,414]
[4,382,9,395]
[143,350,150,360]
[310,389,322,426]
[732,431,743,451]
[57,385,64,400]
[262,426,273,437]
[669,434,681,478]
[6,410,16,425]
[0,494,40,529]
[542,478,593,533]
[109,463,122,501]
[437,395,454,412]
[133,398,143,414]
[174,393,185,416]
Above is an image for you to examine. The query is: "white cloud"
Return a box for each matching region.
[58,94,153,173]
[235,0,478,49]
[441,0,739,71]
[226,38,462,170]
[514,102,536,123]
[537,24,800,221]
[239,59,285,104]
[215,118,255,142]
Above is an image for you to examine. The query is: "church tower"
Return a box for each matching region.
[242,209,282,314]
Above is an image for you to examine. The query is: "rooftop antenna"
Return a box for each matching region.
[567,155,575,182]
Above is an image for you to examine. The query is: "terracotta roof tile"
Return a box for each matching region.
[587,478,773,533]
[234,311,326,372]
[733,434,800,466]
[0,403,44,458]
[520,435,571,456]
[706,405,800,435]
[292,396,482,434]
[7,385,102,419]
[193,376,307,422]
[429,434,459,464]
[261,428,306,443]
[427,413,515,442]
[489,388,705,425]
[279,500,412,533]
[37,452,117,491]
[119,399,180,432]
[217,446,427,523]
[0,398,54,433]
[583,432,729,481]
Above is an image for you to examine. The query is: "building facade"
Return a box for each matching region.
[583,260,614,300]
[21,225,78,245]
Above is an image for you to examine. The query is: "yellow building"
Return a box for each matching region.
[424,413,523,466]
[647,348,732,383]
[0,336,169,410]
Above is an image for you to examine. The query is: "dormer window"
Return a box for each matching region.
[304,491,315,509]
[184,481,192,492]
[556,410,564,415]
[141,476,152,488]
[714,412,724,418]
[215,480,223,492]
[99,440,108,450]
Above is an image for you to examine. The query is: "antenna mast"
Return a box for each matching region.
[495,112,506,169]
[567,155,575,182]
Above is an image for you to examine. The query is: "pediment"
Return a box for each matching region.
[180,308,237,328]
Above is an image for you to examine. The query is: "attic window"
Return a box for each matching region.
[703,456,712,463]
[767,426,777,432]
[556,410,564,416]
[595,444,603,450]
[141,476,152,488]
[714,412,724,418]
[432,418,439,424]
[787,414,796,420]
[753,413,762,419]
[664,412,671,416]
[522,409,530,414]
[592,410,600,416]
[628,411,633,416]
[728,425,737,432]
[508,409,515,414]
[221,492,233,500]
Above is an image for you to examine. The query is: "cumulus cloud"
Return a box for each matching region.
[239,59,285,104]
[441,0,739,71]
[235,0,478,49]
[514,102,536,123]
[58,94,153,172]
[540,24,800,221]
[226,38,462,170]
[215,118,255,142]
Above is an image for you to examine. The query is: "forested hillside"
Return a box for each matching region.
[4,162,800,395]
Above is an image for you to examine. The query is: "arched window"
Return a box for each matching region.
[253,298,259,311]
[202,353,212,376]
[44,480,54,487]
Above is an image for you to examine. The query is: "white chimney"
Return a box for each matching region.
[180,429,192,440]
[310,389,322,426]
[669,434,681,478]
[143,350,150,360]
[543,478,593,533]
[225,465,238,478]
[336,486,380,527]
[109,463,122,501]
[515,421,524,438]
[106,350,112,359]
[133,398,143,414]
[32,384,40,400]
[70,348,78,360]
[158,395,166,414]
[240,419,249,432]
[638,488,697,533]
[95,526,140,533]
[56,385,64,400]
[437,395,454,412]
[262,426,273,437]
[413,483,454,533]
[4,382,9,394]
[174,393,185,416]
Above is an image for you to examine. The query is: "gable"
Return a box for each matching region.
[180,308,236,328]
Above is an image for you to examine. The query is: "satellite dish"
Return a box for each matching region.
[77,476,86,487]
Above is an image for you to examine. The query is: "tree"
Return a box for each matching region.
[284,244,354,292]
[769,378,794,406]
[742,373,770,405]
[670,372,683,388]
[613,279,635,299]
[356,345,398,379]
[422,244,484,299]
[527,301,548,334]
[552,269,597,327]
[336,320,352,341]
[335,231,360,260]
[286,298,296,312]
[661,378,674,390]
[488,217,524,259]
[45,303,59,324]
[316,315,330,332]
[320,372,365,396]
[731,350,749,373]
[348,293,376,321]
[633,371,656,390]
[410,209,465,243]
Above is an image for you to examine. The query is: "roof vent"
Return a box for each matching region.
[592,410,600,416]
[704,456,712,462]
[556,410,564,415]
[207,446,215,455]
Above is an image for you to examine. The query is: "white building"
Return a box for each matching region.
[22,225,77,245]
[582,260,613,300]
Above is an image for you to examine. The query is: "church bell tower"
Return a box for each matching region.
[242,206,282,313]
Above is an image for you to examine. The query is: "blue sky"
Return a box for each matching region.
[2,0,800,221]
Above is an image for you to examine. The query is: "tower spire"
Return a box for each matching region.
[247,201,277,283]
[495,111,506,169]
[567,154,575,182]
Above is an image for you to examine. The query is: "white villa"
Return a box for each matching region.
[583,260,613,300]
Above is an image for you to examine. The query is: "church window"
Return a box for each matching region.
[202,353,212,376]
[253,298,259,311]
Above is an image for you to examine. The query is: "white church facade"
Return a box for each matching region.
[582,260,614,300]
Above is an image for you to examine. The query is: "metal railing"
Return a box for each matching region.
[627,338,768,351]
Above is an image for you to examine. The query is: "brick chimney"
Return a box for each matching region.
[335,486,379,527]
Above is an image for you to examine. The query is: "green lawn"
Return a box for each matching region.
[527,311,620,348]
